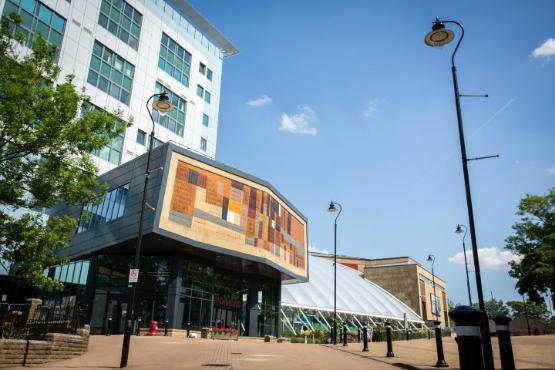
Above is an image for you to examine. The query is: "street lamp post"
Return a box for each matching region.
[120,92,174,368]
[424,18,495,370]
[455,224,473,305]
[327,201,342,345]
[427,255,448,368]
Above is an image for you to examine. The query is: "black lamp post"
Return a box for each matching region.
[327,201,342,345]
[427,254,448,368]
[455,224,473,305]
[424,18,495,370]
[120,92,174,368]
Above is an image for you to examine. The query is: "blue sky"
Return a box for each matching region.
[189,0,555,307]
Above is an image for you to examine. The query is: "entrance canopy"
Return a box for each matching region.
[281,254,422,326]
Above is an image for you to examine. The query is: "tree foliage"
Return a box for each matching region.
[506,300,550,320]
[473,298,510,318]
[505,187,555,307]
[0,14,129,290]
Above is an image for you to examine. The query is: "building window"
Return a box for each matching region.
[82,104,125,165]
[158,33,192,87]
[97,0,142,50]
[196,84,211,104]
[198,62,213,82]
[2,0,66,53]
[136,129,146,145]
[148,136,163,148]
[152,82,186,136]
[200,137,207,151]
[77,183,129,233]
[202,113,209,127]
[87,40,134,105]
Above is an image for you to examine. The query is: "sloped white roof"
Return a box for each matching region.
[281,254,422,322]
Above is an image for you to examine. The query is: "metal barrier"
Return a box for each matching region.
[0,302,86,339]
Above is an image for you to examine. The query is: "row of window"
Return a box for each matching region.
[98,0,142,50]
[45,260,90,286]
[135,129,208,152]
[3,0,66,54]
[77,183,129,233]
[82,104,125,165]
[87,40,134,105]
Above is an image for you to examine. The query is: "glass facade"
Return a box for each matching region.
[82,104,125,165]
[158,32,192,87]
[81,254,280,336]
[77,183,129,233]
[87,40,135,105]
[2,0,66,52]
[152,82,186,136]
[98,0,142,50]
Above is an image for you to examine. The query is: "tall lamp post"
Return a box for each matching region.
[327,201,342,345]
[427,255,448,368]
[120,92,174,368]
[455,224,473,305]
[424,18,495,370]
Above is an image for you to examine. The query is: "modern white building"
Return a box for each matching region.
[1,0,238,174]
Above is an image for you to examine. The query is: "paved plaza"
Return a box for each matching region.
[11,335,555,369]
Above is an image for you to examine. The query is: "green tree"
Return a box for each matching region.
[505,187,555,307]
[0,14,129,290]
[506,300,550,320]
[473,298,510,318]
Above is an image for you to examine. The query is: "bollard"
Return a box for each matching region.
[494,316,515,370]
[449,305,484,370]
[342,324,348,346]
[339,324,343,343]
[385,322,394,357]
[164,319,169,336]
[106,317,112,336]
[362,326,369,352]
[406,330,410,341]
[358,327,361,343]
[433,320,448,368]
[187,322,191,338]
[136,318,142,336]
[428,329,432,340]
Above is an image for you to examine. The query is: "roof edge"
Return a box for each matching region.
[166,0,239,57]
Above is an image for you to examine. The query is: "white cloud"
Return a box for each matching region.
[532,38,555,59]
[363,100,379,118]
[280,105,317,135]
[308,246,330,254]
[448,247,522,271]
[246,95,272,107]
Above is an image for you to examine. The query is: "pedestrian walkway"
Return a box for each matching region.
[16,335,399,369]
[325,335,555,370]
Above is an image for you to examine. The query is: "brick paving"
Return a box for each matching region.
[325,335,555,370]
[14,335,398,369]
[8,334,555,369]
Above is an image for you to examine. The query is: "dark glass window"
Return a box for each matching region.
[158,32,192,87]
[202,113,209,127]
[200,137,207,152]
[2,0,66,57]
[152,82,186,136]
[136,129,146,145]
[77,183,129,233]
[88,40,134,105]
[97,0,141,49]
[82,104,126,165]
